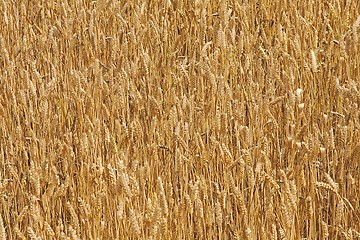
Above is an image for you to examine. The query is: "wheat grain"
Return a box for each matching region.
[1,1,359,239]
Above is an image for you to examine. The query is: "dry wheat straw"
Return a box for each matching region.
[0,215,5,240]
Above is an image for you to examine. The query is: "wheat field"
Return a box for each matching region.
[0,0,359,239]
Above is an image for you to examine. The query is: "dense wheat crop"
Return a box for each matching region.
[0,0,359,239]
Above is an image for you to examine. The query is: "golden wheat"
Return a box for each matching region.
[0,0,359,239]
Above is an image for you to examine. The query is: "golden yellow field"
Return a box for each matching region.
[0,0,359,239]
